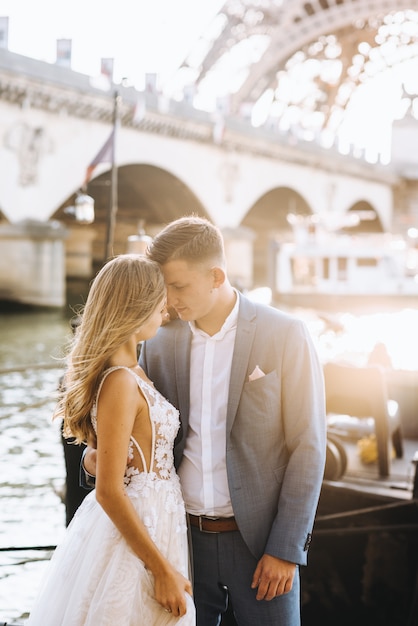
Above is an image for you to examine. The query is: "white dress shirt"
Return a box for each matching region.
[178,293,239,517]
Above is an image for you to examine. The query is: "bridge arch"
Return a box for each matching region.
[53,163,210,269]
[241,187,312,287]
[346,200,384,234]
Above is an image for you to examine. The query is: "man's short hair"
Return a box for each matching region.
[147,215,225,267]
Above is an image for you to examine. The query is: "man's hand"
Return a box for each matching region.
[83,446,97,477]
[251,554,296,600]
[82,440,133,479]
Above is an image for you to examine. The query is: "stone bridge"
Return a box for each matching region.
[0,15,412,306]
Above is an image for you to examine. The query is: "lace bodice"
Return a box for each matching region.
[91,366,180,486]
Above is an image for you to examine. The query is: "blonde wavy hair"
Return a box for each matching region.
[56,254,165,444]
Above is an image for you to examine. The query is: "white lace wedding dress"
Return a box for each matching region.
[27,366,196,626]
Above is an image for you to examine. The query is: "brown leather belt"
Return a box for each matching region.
[188,514,239,533]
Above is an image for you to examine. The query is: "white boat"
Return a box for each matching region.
[272,215,418,308]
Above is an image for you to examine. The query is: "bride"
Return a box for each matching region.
[27,254,195,625]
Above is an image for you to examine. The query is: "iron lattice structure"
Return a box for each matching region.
[177,0,418,138]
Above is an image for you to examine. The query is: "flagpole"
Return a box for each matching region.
[104,90,120,263]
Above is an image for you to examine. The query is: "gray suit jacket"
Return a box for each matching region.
[139,293,326,566]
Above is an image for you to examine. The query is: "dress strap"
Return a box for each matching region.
[129,436,149,474]
[93,366,156,474]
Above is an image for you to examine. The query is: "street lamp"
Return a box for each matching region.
[64,192,95,224]
[127,219,152,255]
[74,192,95,223]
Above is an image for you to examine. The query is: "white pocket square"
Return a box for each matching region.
[248,365,265,382]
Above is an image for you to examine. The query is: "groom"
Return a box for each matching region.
[85,215,326,626]
[140,216,326,626]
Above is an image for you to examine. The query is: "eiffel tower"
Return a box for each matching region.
[178,0,418,139]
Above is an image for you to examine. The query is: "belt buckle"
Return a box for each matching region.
[198,515,219,534]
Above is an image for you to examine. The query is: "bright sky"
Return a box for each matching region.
[0,0,224,87]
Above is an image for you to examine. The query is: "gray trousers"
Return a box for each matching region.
[190,525,301,626]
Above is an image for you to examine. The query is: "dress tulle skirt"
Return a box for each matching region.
[26,478,196,626]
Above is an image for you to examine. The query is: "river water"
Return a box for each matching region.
[1,303,418,623]
[0,309,71,623]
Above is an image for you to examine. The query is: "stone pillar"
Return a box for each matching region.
[0,219,68,308]
[65,225,96,278]
[222,226,255,290]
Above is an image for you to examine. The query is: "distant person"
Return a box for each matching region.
[367,341,393,369]
[84,215,327,626]
[27,254,195,625]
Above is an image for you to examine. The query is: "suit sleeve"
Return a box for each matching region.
[264,318,326,565]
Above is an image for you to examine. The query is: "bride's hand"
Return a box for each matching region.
[153,563,193,617]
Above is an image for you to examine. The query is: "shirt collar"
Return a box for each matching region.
[189,289,239,339]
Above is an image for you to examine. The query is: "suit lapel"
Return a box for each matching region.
[174,322,191,428]
[226,295,256,435]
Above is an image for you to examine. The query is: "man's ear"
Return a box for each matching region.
[212,266,226,288]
